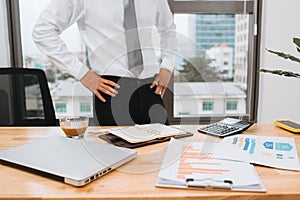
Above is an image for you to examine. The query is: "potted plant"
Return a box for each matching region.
[260,37,300,79]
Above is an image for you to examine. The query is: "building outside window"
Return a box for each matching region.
[194,14,236,57]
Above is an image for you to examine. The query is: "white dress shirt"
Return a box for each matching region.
[32,0,177,80]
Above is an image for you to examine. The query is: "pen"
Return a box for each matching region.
[173,132,193,139]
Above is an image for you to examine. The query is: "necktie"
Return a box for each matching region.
[123,0,144,76]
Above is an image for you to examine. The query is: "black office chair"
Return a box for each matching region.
[0,68,57,126]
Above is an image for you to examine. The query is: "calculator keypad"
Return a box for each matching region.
[198,118,254,137]
[199,123,241,137]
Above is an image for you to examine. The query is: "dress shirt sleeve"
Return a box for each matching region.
[32,0,89,80]
[155,0,177,72]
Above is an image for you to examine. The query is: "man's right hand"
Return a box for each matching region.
[80,70,120,102]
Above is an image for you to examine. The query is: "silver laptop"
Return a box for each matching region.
[0,136,136,187]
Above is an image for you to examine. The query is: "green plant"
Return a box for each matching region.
[259,37,300,79]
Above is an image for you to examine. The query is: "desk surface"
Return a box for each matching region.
[0,124,299,200]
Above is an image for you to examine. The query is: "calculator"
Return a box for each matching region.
[198,117,254,137]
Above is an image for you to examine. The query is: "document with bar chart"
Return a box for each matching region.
[156,138,266,192]
[213,135,300,171]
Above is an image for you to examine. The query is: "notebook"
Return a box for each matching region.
[0,136,136,187]
[107,123,192,143]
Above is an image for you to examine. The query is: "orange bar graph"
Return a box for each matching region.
[179,162,221,166]
[180,154,212,159]
[238,138,245,148]
[179,167,229,173]
[177,145,229,180]
[178,170,224,175]
[181,154,203,159]
[182,151,201,156]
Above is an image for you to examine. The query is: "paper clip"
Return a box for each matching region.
[186,178,233,190]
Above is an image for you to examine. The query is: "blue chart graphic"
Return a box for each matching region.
[243,138,250,150]
[276,143,293,151]
[232,137,294,158]
[263,141,273,150]
[228,137,298,167]
[262,141,294,160]
[263,142,293,151]
[242,138,256,154]
[249,139,256,154]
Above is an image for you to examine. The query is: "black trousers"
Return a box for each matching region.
[94,76,168,126]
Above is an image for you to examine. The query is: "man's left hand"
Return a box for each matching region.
[150,68,172,97]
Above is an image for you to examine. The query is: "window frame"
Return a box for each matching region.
[6,0,22,69]
[0,0,10,67]
[5,0,262,125]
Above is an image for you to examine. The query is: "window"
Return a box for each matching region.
[80,102,91,113]
[226,101,238,110]
[6,0,261,124]
[55,103,67,113]
[203,101,213,111]
[224,53,230,58]
[166,0,261,124]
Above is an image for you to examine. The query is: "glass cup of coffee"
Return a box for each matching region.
[59,116,89,139]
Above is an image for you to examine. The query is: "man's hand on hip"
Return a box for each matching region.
[150,68,172,97]
[80,70,120,102]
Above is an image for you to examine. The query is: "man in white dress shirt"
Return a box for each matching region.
[32,0,177,125]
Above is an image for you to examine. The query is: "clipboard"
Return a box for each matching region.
[155,138,266,192]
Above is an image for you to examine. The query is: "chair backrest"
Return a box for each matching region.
[0,68,57,126]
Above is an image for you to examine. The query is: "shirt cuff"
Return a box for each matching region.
[69,62,90,80]
[160,57,175,72]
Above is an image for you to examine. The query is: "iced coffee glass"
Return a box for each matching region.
[59,116,89,139]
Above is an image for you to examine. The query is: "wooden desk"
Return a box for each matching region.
[0,124,299,200]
